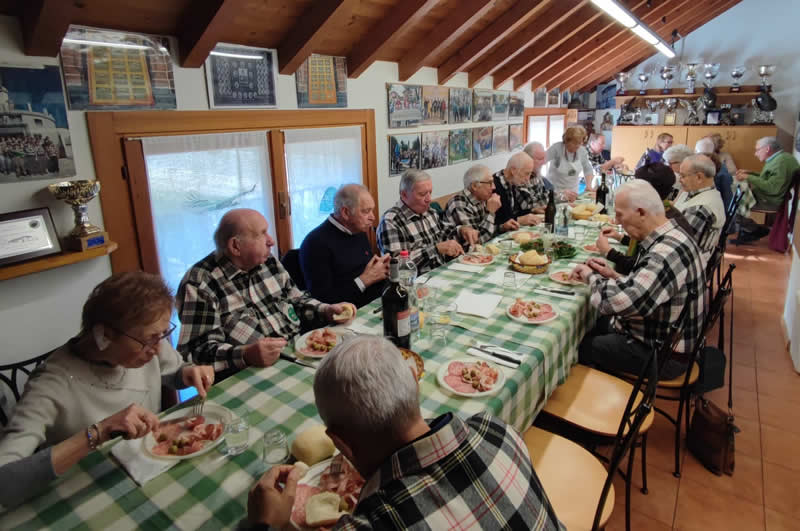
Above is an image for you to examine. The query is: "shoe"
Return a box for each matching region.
[730,233,757,245]
[752,225,770,239]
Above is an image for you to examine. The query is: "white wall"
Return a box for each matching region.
[0,15,536,364]
[626,0,800,148]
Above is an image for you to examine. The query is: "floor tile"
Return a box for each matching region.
[681,452,763,506]
[612,462,679,527]
[758,393,800,435]
[761,424,800,472]
[733,416,762,459]
[765,508,800,531]
[674,476,765,530]
[732,342,756,367]
[642,414,686,476]
[757,367,800,402]
[733,364,757,392]
[763,461,800,519]
[605,506,673,531]
[756,347,796,373]
[707,387,758,421]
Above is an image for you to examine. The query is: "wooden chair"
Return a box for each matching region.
[525,339,659,531]
[280,249,306,290]
[0,351,52,426]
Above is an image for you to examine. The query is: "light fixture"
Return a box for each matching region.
[62,38,168,53]
[591,0,636,27]
[209,51,264,60]
[631,24,659,44]
[655,42,676,58]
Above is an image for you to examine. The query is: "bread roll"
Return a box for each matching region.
[513,232,532,244]
[485,244,500,255]
[293,461,310,480]
[305,492,347,527]
[519,250,548,266]
[333,304,354,322]
[291,424,336,465]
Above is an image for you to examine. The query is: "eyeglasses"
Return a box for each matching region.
[476,179,494,185]
[107,322,177,351]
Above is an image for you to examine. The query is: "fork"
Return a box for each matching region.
[192,397,206,417]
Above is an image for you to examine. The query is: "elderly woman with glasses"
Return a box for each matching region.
[0,272,214,508]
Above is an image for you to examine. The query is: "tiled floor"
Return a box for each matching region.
[605,237,800,530]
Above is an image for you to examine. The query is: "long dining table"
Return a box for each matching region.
[1,219,618,530]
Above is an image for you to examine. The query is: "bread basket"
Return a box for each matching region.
[571,203,603,220]
[508,252,551,274]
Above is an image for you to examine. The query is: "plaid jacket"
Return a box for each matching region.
[335,412,564,530]
[444,190,497,243]
[673,187,726,254]
[521,170,550,210]
[493,170,539,226]
[176,252,325,373]
[377,201,458,274]
[588,219,706,354]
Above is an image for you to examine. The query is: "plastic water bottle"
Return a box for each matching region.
[397,250,419,338]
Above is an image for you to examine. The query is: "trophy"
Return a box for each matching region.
[48,180,109,251]
[663,97,678,111]
[729,65,747,92]
[615,72,630,96]
[753,65,777,124]
[757,64,776,91]
[646,100,659,113]
[659,65,676,94]
[701,63,720,109]
[637,71,650,95]
[679,98,701,125]
[684,63,700,94]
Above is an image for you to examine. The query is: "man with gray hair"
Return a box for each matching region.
[247,335,564,530]
[300,184,389,307]
[493,151,541,227]
[674,154,726,262]
[571,180,706,379]
[733,136,799,242]
[377,169,477,273]
[177,208,354,379]
[663,144,694,178]
[523,141,553,207]
[444,164,518,243]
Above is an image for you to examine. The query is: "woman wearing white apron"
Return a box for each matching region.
[545,126,595,200]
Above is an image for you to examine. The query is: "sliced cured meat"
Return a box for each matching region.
[461,254,492,265]
[292,484,323,527]
[151,421,223,457]
[444,374,476,394]
[447,361,466,376]
[300,328,339,355]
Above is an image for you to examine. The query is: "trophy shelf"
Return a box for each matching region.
[0,241,118,281]
[615,85,762,108]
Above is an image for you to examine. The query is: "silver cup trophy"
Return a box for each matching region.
[729,66,747,92]
[701,63,720,109]
[48,180,109,251]
[684,63,700,94]
[753,65,777,124]
[659,65,676,94]
[615,72,630,95]
[757,64,776,90]
[637,72,650,95]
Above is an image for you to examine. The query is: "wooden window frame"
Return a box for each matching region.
[86,109,378,273]
[522,107,568,148]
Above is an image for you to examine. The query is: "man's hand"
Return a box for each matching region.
[359,254,390,287]
[596,233,611,256]
[517,214,541,226]
[459,226,480,246]
[735,169,750,182]
[248,465,303,528]
[601,227,623,241]
[243,338,286,367]
[486,193,502,214]
[326,302,356,325]
[501,219,519,232]
[181,365,215,398]
[587,257,619,279]
[532,207,546,215]
[437,240,464,257]
[569,264,593,284]
[561,190,578,202]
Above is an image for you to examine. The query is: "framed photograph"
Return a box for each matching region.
[597,109,620,131]
[533,87,547,108]
[547,88,560,107]
[389,134,420,176]
[296,54,347,108]
[448,87,472,123]
[705,110,721,125]
[508,124,523,151]
[421,86,448,125]
[643,112,659,125]
[664,111,677,125]
[492,91,509,121]
[0,207,61,266]
[205,44,277,108]
[561,89,571,107]
[492,126,509,154]
[387,83,422,128]
[508,91,525,118]
[448,128,472,165]
[421,131,449,170]
[0,65,76,182]
[472,126,493,159]
[472,89,493,122]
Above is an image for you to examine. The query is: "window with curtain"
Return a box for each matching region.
[527,116,548,148]
[283,126,363,248]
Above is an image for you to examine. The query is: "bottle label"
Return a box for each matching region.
[409,308,419,332]
[397,309,410,338]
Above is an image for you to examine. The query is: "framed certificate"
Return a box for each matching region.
[0,208,62,267]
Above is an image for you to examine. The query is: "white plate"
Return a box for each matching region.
[583,244,602,254]
[458,254,495,266]
[548,270,582,286]
[142,403,231,461]
[295,328,344,359]
[437,358,506,398]
[291,457,334,530]
[505,300,559,324]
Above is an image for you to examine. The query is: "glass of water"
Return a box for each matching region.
[262,429,289,465]
[429,303,455,342]
[223,416,250,456]
[503,272,516,301]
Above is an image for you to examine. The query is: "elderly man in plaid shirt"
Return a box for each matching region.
[571,180,706,380]
[377,169,479,273]
[493,151,543,228]
[177,209,354,378]
[523,141,553,206]
[444,164,519,243]
[248,335,564,530]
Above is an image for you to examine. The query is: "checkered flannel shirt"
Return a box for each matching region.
[522,170,550,209]
[377,201,459,274]
[444,190,497,243]
[335,412,564,530]
[588,219,706,354]
[493,170,541,226]
[674,187,723,254]
[176,252,326,373]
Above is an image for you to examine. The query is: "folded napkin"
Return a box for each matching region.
[466,348,519,369]
[533,288,575,300]
[111,438,174,486]
[453,291,502,318]
[449,263,486,273]
[423,276,450,288]
[342,321,379,335]
[485,268,530,286]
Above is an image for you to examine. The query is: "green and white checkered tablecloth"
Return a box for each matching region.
[1,228,615,530]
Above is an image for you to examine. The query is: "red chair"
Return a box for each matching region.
[761,168,800,253]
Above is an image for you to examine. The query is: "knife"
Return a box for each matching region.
[280,353,316,369]
[472,345,521,366]
[538,286,575,296]
[158,413,199,427]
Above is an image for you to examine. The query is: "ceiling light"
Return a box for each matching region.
[631,24,659,44]
[210,51,264,60]
[655,42,676,58]
[591,0,636,28]
[62,38,168,53]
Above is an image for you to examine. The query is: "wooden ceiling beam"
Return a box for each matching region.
[398,0,494,82]
[347,0,439,78]
[178,0,246,68]
[466,0,586,88]
[572,0,741,93]
[436,0,548,85]
[277,0,354,75]
[21,0,75,57]
[544,0,691,91]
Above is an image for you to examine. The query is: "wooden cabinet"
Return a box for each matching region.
[611,125,777,173]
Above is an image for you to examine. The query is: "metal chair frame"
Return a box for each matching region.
[0,351,52,426]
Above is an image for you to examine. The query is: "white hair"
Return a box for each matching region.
[662,144,694,164]
[694,137,715,155]
[463,164,490,189]
[683,154,716,179]
[399,169,431,194]
[507,151,533,171]
[334,183,368,215]
[523,141,545,159]
[756,136,781,152]
[313,335,419,437]
[617,180,665,216]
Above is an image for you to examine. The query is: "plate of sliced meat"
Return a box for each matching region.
[143,403,229,460]
[549,270,582,286]
[583,244,601,254]
[295,328,343,358]
[437,359,505,398]
[506,299,558,324]
[291,454,365,530]
[459,253,494,266]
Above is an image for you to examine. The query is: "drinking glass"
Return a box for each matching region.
[262,429,289,465]
[224,416,250,456]
[573,226,586,241]
[500,239,513,255]
[503,272,516,300]
[429,303,455,342]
